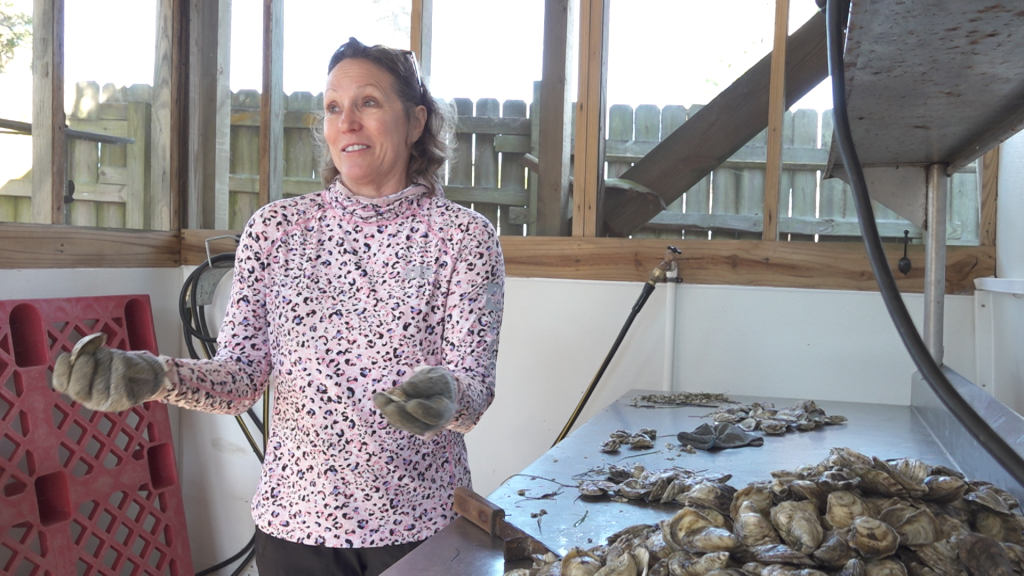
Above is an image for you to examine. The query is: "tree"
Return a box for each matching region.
[0,2,31,74]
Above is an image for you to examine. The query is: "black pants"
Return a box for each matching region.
[254,528,423,576]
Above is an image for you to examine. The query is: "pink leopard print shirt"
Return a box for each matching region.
[163,180,504,547]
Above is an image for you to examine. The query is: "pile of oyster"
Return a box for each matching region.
[513,447,1024,575]
[704,400,848,436]
[632,392,734,408]
[576,463,734,504]
[601,428,660,453]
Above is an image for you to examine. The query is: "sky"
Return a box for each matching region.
[2,0,832,109]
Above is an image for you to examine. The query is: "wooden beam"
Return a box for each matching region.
[0,223,180,268]
[181,228,242,265]
[605,10,828,236]
[980,146,999,247]
[762,0,790,241]
[31,0,66,224]
[411,0,432,85]
[498,237,993,294]
[572,0,609,237]
[151,0,174,230]
[536,0,574,236]
[214,0,232,229]
[260,0,285,207]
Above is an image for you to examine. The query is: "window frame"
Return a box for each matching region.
[0,0,999,297]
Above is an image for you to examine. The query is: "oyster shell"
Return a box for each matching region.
[788,480,827,513]
[562,547,603,576]
[732,483,774,518]
[964,484,1016,515]
[825,447,875,470]
[886,458,931,484]
[879,507,939,547]
[1003,541,1024,574]
[685,481,737,516]
[954,532,1016,576]
[846,516,900,560]
[826,490,870,529]
[853,466,910,498]
[911,539,965,575]
[667,551,729,576]
[921,476,968,504]
[761,420,788,435]
[837,557,867,576]
[594,545,639,576]
[813,528,857,568]
[735,500,781,548]
[738,544,816,566]
[601,439,623,453]
[819,469,862,493]
[872,457,927,498]
[770,500,823,554]
[760,567,829,576]
[864,558,908,576]
[579,480,618,497]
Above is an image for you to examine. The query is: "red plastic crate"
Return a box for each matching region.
[0,296,194,576]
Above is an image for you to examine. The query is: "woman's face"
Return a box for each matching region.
[323,59,427,198]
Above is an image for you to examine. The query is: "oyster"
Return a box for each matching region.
[837,557,867,576]
[667,551,729,576]
[825,447,875,470]
[911,539,965,575]
[579,480,619,497]
[974,510,1024,546]
[846,516,900,560]
[872,457,927,498]
[921,476,968,504]
[819,469,862,493]
[761,420,788,435]
[734,500,781,547]
[601,439,623,453]
[1003,541,1024,574]
[738,544,817,566]
[732,483,774,518]
[813,528,857,568]
[760,567,829,576]
[562,547,603,576]
[886,458,932,484]
[964,484,1016,515]
[593,545,638,576]
[770,500,823,554]
[788,480,827,513]
[879,507,939,547]
[864,558,908,576]
[826,490,870,529]
[954,532,1016,576]
[742,562,767,575]
[664,507,740,554]
[853,466,909,498]
[685,481,737,516]
[619,478,653,500]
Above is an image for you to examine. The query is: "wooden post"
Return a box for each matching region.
[32,0,66,224]
[151,0,175,231]
[230,90,261,229]
[284,92,316,197]
[762,0,789,241]
[449,99,474,209]
[260,0,285,208]
[500,100,528,236]
[411,0,432,86]
[537,0,574,236]
[658,105,686,240]
[474,98,500,228]
[528,81,540,236]
[980,146,998,247]
[572,0,608,237]
[631,105,661,239]
[69,82,99,227]
[214,0,232,229]
[97,85,127,229]
[126,100,153,229]
[789,109,817,241]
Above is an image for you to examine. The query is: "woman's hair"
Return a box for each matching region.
[313,37,455,188]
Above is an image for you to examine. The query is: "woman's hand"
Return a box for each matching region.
[373,366,455,436]
[52,332,168,412]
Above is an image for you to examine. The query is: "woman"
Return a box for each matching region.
[52,38,505,576]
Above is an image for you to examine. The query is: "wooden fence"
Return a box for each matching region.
[0,81,981,244]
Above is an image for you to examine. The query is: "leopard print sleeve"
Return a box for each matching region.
[162,208,275,414]
[441,213,504,433]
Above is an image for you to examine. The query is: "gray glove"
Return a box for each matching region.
[52,332,167,412]
[373,366,456,436]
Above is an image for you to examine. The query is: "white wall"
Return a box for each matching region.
[465,278,976,495]
[0,248,987,570]
[987,132,1024,413]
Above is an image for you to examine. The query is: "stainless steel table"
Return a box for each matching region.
[383,390,956,575]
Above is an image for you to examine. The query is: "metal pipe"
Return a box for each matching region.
[923,163,948,364]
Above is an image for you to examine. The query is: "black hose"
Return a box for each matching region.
[826,0,1024,487]
[553,281,657,446]
[180,248,266,573]
[194,534,255,576]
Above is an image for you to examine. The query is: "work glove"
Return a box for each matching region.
[373,366,456,436]
[676,422,764,451]
[52,332,168,412]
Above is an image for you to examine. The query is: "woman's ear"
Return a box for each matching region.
[408,105,428,145]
